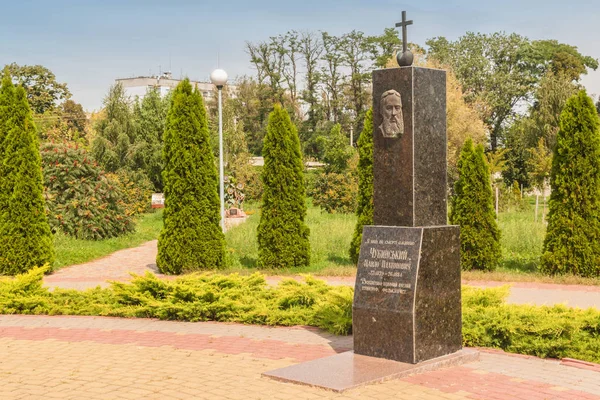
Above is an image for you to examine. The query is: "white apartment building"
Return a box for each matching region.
[116,72,234,102]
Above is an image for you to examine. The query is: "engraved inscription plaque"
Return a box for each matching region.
[354,226,421,313]
[353,225,462,364]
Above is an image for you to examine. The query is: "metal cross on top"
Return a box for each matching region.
[395,11,413,54]
[395,11,414,67]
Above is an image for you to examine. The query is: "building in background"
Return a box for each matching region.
[116,72,235,102]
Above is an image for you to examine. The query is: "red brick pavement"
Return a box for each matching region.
[1,315,599,399]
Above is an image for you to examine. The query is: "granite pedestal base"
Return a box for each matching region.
[353,225,461,364]
[262,349,479,392]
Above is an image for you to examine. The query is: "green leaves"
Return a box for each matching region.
[41,142,134,240]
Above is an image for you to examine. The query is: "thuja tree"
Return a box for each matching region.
[541,91,600,276]
[257,104,310,268]
[0,71,14,214]
[349,108,374,264]
[157,79,225,274]
[450,138,501,271]
[0,84,54,275]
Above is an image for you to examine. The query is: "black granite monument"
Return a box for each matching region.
[353,11,462,364]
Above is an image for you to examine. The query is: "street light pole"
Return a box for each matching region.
[210,69,228,232]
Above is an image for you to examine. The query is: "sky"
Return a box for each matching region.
[1,0,600,111]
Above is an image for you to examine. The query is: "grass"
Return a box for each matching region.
[53,210,163,269]
[49,196,600,286]
[224,200,356,276]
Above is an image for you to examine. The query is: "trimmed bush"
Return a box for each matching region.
[450,138,501,271]
[41,142,134,240]
[0,84,54,275]
[157,79,225,274]
[2,268,600,363]
[541,91,600,277]
[349,109,374,264]
[258,104,310,269]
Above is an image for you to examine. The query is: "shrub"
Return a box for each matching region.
[3,268,600,363]
[541,91,600,277]
[41,142,134,240]
[106,170,153,216]
[322,123,353,174]
[0,82,55,275]
[450,138,501,271]
[157,79,225,274]
[258,104,310,269]
[312,124,358,214]
[311,167,358,214]
[350,109,374,264]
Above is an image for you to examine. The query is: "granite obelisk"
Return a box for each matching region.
[353,11,462,364]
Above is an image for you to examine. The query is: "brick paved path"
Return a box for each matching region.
[1,315,599,400]
[44,240,600,309]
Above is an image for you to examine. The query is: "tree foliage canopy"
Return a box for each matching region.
[5,63,71,114]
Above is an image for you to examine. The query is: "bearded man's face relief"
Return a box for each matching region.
[380,90,404,138]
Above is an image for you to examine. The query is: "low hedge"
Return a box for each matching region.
[1,267,599,363]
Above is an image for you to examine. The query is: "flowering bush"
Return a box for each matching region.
[41,142,134,240]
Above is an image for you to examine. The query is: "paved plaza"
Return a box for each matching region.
[0,240,597,399]
[1,315,599,400]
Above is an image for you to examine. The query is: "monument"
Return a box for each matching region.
[263,12,476,391]
[352,10,462,364]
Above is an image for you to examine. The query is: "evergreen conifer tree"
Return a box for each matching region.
[257,104,310,268]
[157,79,225,274]
[0,71,15,213]
[0,85,54,274]
[450,138,501,271]
[132,87,168,191]
[541,90,600,276]
[92,83,137,173]
[349,109,374,264]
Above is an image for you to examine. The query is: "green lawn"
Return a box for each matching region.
[51,198,600,285]
[224,201,356,275]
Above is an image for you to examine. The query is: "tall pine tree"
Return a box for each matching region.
[541,90,600,276]
[450,138,501,271]
[349,108,373,264]
[257,104,310,268]
[0,83,54,275]
[157,79,225,274]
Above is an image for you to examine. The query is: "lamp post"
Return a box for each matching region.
[210,68,228,232]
